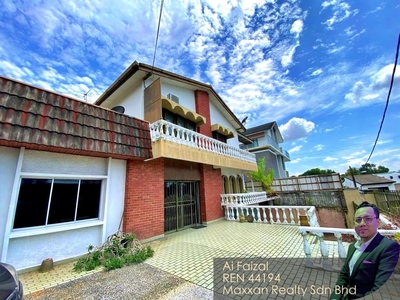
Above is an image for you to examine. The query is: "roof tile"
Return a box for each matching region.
[0,76,152,160]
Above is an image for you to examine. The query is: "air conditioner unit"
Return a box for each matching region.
[167,93,180,104]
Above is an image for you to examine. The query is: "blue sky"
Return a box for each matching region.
[0,0,399,175]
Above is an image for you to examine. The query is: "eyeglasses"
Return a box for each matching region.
[354,216,377,224]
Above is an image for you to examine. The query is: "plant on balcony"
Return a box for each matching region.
[246,157,276,196]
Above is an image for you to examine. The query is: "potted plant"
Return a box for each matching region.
[246,157,276,197]
[239,212,246,223]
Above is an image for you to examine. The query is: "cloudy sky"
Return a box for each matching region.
[1,0,399,175]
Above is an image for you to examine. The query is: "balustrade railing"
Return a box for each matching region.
[150,120,256,163]
[220,192,273,206]
[223,205,318,226]
[298,227,399,271]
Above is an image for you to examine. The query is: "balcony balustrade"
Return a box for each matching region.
[220,192,279,206]
[150,120,256,163]
[222,204,318,226]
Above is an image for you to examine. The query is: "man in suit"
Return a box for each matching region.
[330,201,399,299]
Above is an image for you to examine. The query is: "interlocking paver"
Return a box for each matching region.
[19,220,400,299]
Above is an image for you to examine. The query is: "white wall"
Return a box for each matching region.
[2,148,128,270]
[103,158,127,238]
[0,147,19,260]
[108,82,144,120]
[7,225,103,269]
[161,82,196,111]
[209,101,240,148]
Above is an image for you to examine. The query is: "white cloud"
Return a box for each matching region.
[371,64,400,90]
[311,69,323,76]
[321,0,358,29]
[290,158,301,164]
[290,19,303,37]
[289,145,303,153]
[279,118,315,142]
[315,144,324,151]
[324,156,338,161]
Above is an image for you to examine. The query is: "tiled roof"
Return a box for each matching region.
[0,76,152,160]
[345,174,395,185]
[244,122,275,135]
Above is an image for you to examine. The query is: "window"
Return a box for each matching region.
[212,131,227,143]
[162,109,196,131]
[13,178,102,229]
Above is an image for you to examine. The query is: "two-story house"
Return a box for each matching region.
[0,61,260,271]
[94,61,258,240]
[240,122,290,179]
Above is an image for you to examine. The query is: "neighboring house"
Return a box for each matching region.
[0,76,153,270]
[373,172,400,191]
[239,122,290,179]
[94,61,257,242]
[343,174,396,191]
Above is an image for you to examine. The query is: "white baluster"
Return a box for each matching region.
[317,234,332,270]
[274,208,281,224]
[300,230,313,268]
[334,232,347,259]
[289,208,295,225]
[269,208,274,224]
[296,208,301,225]
[282,208,288,224]
[262,208,268,223]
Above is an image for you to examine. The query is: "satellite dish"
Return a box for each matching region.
[111,106,125,114]
[241,116,248,124]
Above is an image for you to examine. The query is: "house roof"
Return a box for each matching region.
[0,76,152,160]
[244,121,283,143]
[345,174,395,185]
[94,61,246,133]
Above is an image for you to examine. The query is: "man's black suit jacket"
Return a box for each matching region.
[330,233,399,299]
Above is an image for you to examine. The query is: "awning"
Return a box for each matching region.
[162,97,206,126]
[211,123,234,139]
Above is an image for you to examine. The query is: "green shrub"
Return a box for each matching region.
[73,231,154,272]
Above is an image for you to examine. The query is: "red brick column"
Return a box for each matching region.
[123,158,164,240]
[199,164,224,222]
[195,90,211,137]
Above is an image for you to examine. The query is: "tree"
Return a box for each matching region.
[300,168,336,176]
[344,163,390,176]
[246,157,275,194]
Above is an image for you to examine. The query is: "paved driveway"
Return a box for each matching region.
[22,220,400,299]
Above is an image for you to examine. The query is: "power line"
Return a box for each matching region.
[288,135,400,159]
[364,33,400,165]
[151,0,164,73]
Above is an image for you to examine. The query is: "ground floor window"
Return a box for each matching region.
[13,178,102,229]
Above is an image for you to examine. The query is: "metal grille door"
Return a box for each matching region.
[164,181,199,232]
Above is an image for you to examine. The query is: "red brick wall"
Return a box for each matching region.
[195,90,211,137]
[123,158,164,240]
[199,164,224,222]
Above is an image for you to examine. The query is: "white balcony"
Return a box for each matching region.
[150,120,257,168]
[220,192,277,206]
[222,204,319,226]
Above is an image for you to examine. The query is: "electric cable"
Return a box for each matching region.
[364,33,400,165]
[151,0,164,74]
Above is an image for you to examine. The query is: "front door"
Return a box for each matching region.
[164,181,200,232]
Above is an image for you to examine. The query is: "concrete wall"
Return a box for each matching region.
[0,146,19,261]
[161,82,196,111]
[1,147,127,271]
